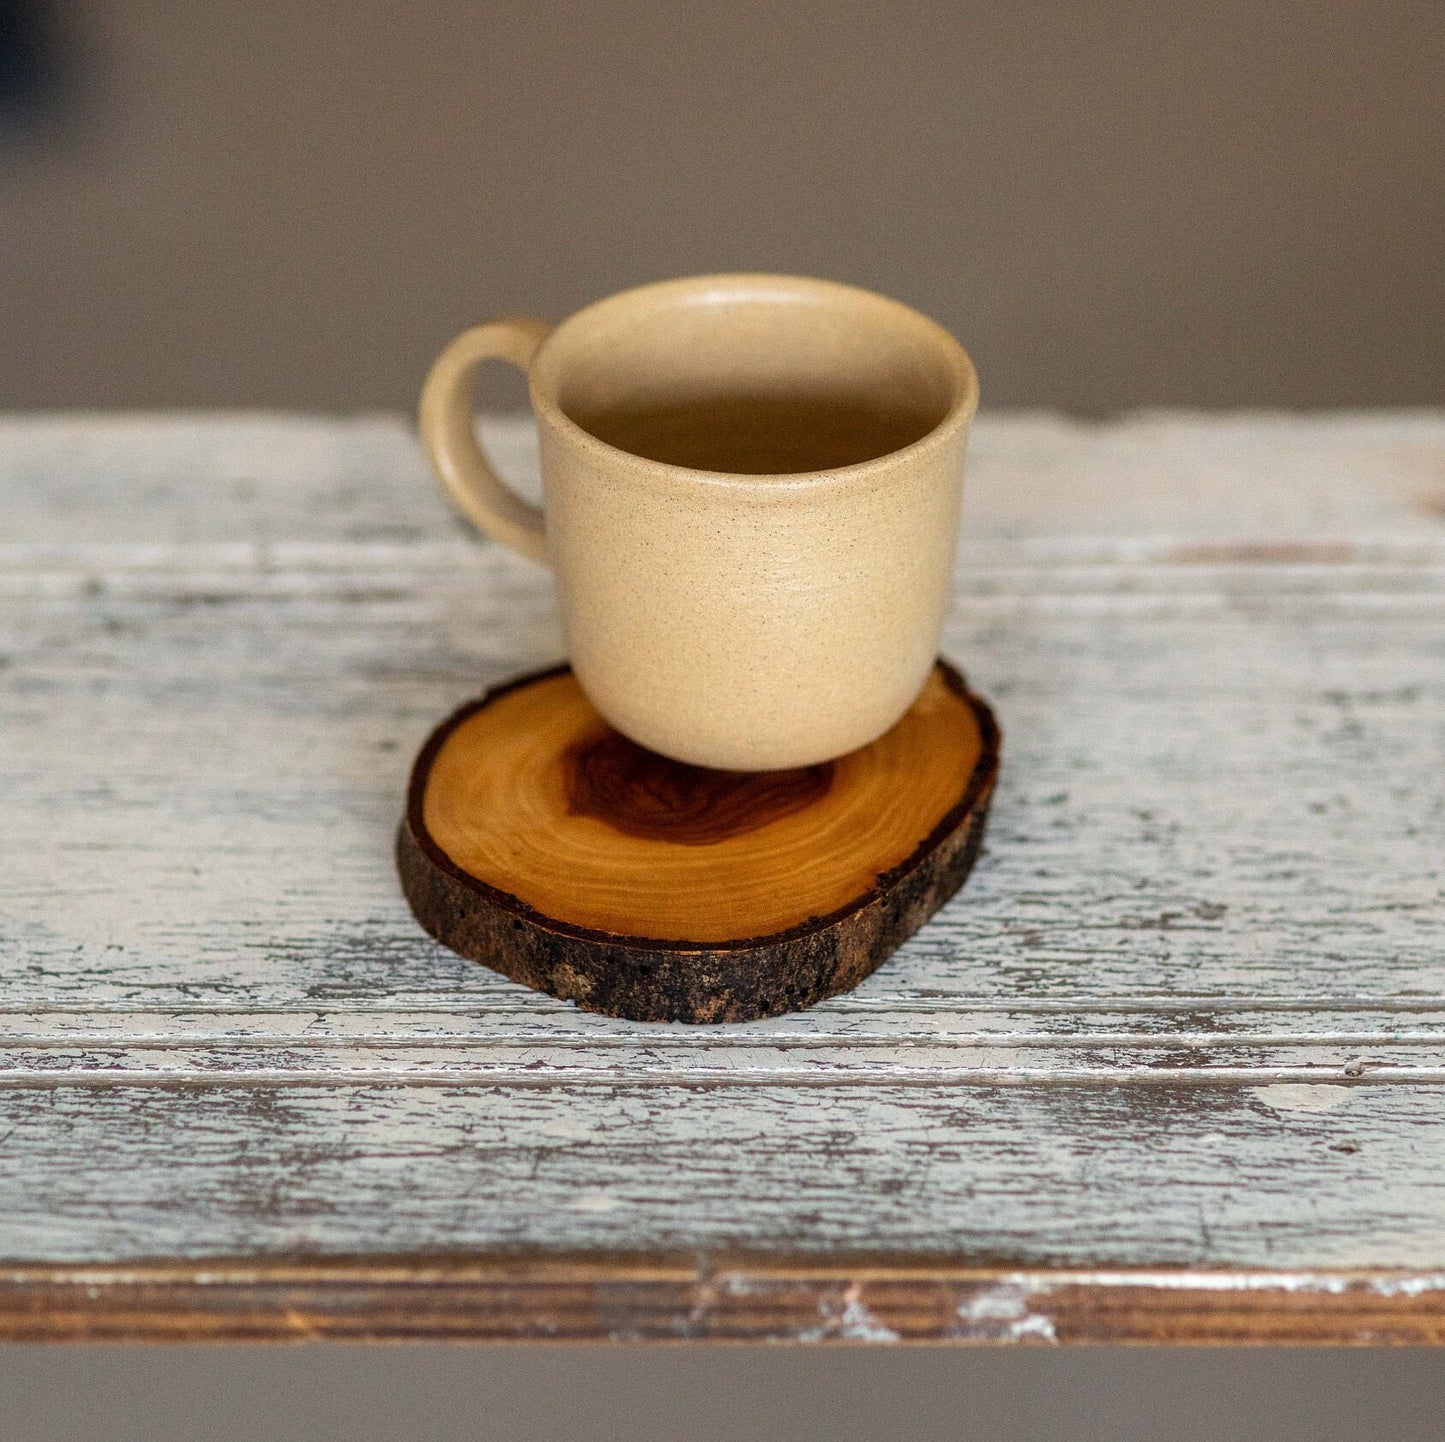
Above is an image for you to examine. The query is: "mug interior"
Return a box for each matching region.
[531,276,974,476]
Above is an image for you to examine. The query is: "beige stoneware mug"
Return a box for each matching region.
[419,274,978,770]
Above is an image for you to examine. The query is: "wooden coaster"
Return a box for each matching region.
[397,661,1000,1023]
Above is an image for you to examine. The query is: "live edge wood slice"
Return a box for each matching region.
[398,660,1000,1023]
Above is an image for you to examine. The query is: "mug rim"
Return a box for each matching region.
[527,273,979,487]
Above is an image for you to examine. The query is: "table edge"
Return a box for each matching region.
[3,1254,1443,1345]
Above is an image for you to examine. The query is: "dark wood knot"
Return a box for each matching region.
[565,728,834,845]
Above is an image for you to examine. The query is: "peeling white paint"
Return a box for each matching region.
[953,1285,1059,1343]
[720,1274,784,1299]
[1369,1274,1445,1298]
[1,413,1443,1279]
[1252,1084,1355,1114]
[566,1194,624,1214]
[1044,1271,1357,1294]
[536,1115,592,1140]
[831,1295,901,1343]
[796,1286,902,1343]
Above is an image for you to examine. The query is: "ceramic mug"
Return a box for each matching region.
[419,274,978,770]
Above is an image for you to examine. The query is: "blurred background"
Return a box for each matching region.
[1,0,1442,413]
[4,4,1443,1437]
[7,1343,1445,1442]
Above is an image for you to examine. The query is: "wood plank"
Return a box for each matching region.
[3,1082,1445,1267]
[4,411,1443,545]
[2,565,1438,1015]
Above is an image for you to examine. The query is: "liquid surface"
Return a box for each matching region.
[570,395,939,473]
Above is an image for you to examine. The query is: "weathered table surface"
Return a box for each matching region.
[1,412,1442,1343]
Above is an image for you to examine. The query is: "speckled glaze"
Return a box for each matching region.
[419,275,979,769]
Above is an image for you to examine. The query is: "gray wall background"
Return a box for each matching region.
[2,0,1442,413]
[5,1344,1445,1442]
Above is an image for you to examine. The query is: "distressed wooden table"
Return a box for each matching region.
[1,412,1442,1343]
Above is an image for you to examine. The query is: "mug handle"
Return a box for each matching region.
[418,316,554,563]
